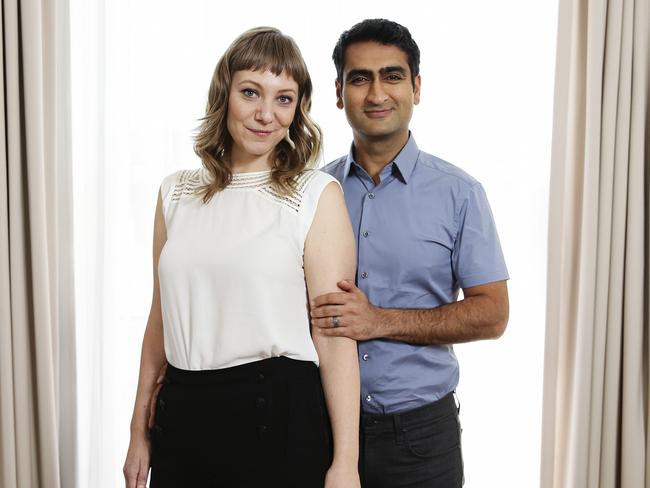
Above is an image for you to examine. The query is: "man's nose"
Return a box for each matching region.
[366,79,388,105]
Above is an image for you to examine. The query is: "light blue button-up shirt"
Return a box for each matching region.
[322,135,509,414]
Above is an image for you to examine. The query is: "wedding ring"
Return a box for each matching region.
[331,316,340,328]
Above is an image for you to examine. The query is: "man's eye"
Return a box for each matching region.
[351,77,368,84]
[385,74,404,81]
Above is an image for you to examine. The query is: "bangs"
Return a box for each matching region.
[229,31,309,87]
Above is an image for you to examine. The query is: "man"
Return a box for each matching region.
[311,19,510,487]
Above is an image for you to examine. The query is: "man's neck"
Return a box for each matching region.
[352,130,409,184]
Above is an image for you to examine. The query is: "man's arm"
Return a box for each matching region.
[310,279,508,344]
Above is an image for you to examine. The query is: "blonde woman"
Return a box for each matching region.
[123,27,360,487]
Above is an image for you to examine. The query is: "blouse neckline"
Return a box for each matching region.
[228,169,273,190]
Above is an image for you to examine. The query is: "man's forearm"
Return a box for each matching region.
[376,294,508,345]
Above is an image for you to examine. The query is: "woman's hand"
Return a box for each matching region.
[324,461,361,488]
[123,432,151,488]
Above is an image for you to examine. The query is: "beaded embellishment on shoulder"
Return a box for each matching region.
[257,170,319,213]
[170,168,205,201]
[170,168,320,212]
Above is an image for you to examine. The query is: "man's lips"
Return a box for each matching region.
[364,108,394,118]
[246,127,274,136]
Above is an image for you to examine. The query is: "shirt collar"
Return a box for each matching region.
[341,132,419,184]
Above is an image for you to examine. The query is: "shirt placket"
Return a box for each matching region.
[354,164,395,411]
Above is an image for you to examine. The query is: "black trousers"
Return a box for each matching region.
[359,392,464,488]
[149,357,333,487]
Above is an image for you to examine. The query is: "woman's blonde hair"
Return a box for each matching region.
[194,27,322,201]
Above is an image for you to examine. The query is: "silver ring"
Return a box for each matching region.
[331,316,340,328]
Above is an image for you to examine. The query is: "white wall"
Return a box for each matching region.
[71,1,557,486]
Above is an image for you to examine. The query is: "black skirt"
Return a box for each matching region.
[149,356,333,487]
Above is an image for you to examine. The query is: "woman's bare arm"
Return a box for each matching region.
[123,190,168,488]
[304,181,360,480]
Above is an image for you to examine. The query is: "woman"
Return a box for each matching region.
[123,27,360,487]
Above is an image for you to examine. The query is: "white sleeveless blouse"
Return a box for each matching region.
[157,167,338,371]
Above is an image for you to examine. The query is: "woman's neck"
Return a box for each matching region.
[229,148,273,174]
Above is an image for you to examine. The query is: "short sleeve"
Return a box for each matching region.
[452,183,509,288]
[297,170,342,247]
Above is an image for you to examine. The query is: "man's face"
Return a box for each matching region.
[336,41,420,141]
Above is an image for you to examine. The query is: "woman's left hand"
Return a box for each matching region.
[324,461,361,488]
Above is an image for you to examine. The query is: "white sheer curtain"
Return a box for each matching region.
[541,0,650,486]
[1,0,76,486]
[70,1,556,486]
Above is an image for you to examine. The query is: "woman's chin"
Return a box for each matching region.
[235,142,278,161]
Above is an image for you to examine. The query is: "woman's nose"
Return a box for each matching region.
[254,100,274,124]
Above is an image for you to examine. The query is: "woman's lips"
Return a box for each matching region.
[247,127,274,137]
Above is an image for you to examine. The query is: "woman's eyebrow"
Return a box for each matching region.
[236,80,297,95]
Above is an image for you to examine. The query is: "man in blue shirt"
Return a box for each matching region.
[311,19,510,487]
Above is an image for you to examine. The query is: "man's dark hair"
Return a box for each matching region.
[332,19,420,87]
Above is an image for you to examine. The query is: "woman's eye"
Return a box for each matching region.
[242,88,257,97]
[278,95,293,104]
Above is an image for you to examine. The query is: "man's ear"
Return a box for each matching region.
[413,74,421,105]
[335,79,344,109]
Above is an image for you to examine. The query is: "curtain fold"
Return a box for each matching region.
[541,0,650,487]
[0,0,76,487]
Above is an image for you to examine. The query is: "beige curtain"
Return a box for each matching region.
[0,0,76,487]
[541,0,650,487]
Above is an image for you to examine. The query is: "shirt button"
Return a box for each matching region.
[366,395,372,402]
[368,193,375,199]
[361,272,368,279]
[362,231,369,238]
[257,373,265,383]
[256,397,266,409]
[362,354,369,361]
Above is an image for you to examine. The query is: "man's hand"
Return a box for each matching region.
[310,280,382,341]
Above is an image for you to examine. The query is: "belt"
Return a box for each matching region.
[360,392,458,434]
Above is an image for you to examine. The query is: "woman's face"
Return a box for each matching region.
[227,69,299,168]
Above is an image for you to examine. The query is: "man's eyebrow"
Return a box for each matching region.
[379,66,407,76]
[345,66,407,82]
[345,69,373,81]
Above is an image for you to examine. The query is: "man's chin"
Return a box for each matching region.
[357,127,405,141]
